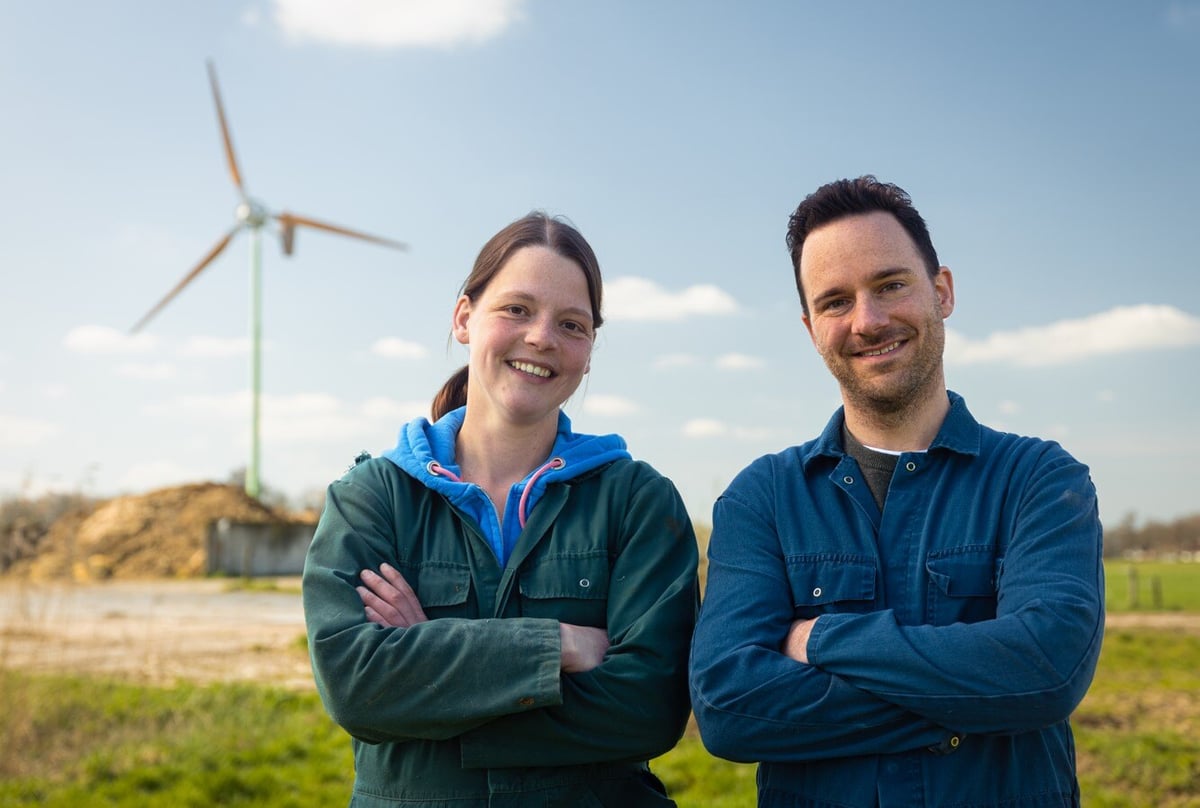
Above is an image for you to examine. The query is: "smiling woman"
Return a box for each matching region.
[301,212,700,807]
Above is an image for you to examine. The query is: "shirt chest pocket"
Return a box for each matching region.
[518,552,610,627]
[785,555,876,618]
[925,547,1000,625]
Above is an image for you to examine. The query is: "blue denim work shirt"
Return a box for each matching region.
[689,392,1105,808]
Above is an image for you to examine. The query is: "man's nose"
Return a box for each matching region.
[851,296,888,335]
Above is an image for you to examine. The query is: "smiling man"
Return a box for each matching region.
[689,176,1105,807]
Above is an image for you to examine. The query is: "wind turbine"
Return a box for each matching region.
[131,61,407,499]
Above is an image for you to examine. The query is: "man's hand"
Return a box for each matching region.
[784,617,818,664]
[559,623,610,673]
[357,563,429,628]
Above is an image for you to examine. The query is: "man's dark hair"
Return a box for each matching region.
[786,175,940,315]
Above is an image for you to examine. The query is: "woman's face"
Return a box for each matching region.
[453,245,595,429]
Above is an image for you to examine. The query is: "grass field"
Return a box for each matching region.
[0,561,1196,806]
[1105,560,1200,612]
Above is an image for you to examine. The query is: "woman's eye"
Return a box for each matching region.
[504,305,527,316]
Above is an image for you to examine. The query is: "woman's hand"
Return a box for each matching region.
[357,563,429,628]
[559,623,610,673]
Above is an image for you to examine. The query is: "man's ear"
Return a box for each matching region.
[802,311,817,344]
[451,295,472,344]
[935,266,955,319]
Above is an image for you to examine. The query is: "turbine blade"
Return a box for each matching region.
[207,60,245,196]
[276,211,408,251]
[130,227,239,333]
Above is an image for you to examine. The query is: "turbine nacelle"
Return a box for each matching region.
[236,199,270,229]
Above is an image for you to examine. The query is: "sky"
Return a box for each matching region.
[2,0,1198,530]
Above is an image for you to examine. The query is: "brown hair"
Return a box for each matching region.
[786,176,940,316]
[431,212,604,420]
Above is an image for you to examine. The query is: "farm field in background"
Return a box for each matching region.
[0,560,1196,806]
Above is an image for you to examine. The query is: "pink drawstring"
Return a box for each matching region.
[429,457,564,528]
[518,457,565,527]
[427,460,463,482]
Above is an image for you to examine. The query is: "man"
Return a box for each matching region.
[689,176,1104,807]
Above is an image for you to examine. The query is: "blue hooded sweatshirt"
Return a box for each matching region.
[382,406,631,567]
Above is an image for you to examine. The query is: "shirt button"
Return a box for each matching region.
[812,587,822,597]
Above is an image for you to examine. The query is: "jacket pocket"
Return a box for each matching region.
[925,546,999,625]
[785,554,876,618]
[518,551,609,626]
[407,562,472,615]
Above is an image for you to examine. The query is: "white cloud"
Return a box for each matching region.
[945,305,1200,367]
[117,461,209,492]
[581,394,639,417]
[605,277,740,322]
[682,418,727,438]
[372,337,428,360]
[361,397,428,421]
[652,353,700,369]
[681,417,773,441]
[180,336,253,358]
[143,391,421,444]
[117,362,177,381]
[271,0,524,48]
[63,325,157,355]
[715,352,766,370]
[0,414,60,447]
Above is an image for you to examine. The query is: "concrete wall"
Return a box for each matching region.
[206,519,315,577]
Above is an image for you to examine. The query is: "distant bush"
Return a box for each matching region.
[0,492,94,574]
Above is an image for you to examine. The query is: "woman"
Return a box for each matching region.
[302,212,699,807]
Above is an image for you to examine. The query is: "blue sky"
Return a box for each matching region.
[2,0,1198,528]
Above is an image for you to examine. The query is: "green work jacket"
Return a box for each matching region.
[303,455,699,807]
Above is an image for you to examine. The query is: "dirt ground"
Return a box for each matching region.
[2,576,1197,692]
[0,578,315,689]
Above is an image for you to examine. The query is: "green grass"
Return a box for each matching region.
[0,561,1195,806]
[1104,560,1200,612]
[0,673,352,807]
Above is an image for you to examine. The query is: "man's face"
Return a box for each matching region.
[800,211,954,416]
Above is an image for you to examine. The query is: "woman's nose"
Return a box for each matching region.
[524,316,557,348]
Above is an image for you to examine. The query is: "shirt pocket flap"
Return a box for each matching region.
[786,555,875,607]
[413,563,472,608]
[926,549,999,597]
[519,553,609,600]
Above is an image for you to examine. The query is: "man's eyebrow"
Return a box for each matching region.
[810,266,917,309]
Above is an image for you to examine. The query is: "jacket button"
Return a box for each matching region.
[906,461,917,472]
[579,578,591,588]
[812,587,822,597]
[843,475,854,484]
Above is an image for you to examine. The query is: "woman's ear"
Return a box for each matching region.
[451,295,472,344]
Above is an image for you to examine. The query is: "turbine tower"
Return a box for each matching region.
[131,61,407,499]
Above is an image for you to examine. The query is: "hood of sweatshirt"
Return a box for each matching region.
[382,406,631,566]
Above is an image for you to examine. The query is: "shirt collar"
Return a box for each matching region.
[803,390,980,471]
